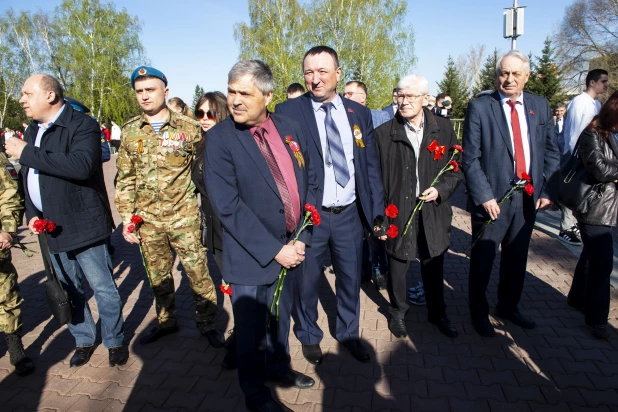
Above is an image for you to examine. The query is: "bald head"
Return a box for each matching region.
[19,74,65,123]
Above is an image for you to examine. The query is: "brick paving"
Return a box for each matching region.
[1,156,618,411]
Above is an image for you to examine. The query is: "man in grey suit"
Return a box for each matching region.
[462,50,560,337]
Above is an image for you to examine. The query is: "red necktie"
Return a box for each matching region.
[506,100,526,179]
[254,127,296,233]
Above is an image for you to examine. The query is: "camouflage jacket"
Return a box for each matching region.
[115,110,201,224]
[0,153,23,259]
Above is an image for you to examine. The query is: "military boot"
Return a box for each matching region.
[4,330,35,376]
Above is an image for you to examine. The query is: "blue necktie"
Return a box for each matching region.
[322,102,350,188]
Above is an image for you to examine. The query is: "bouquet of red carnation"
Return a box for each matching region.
[271,204,320,322]
[403,144,463,235]
[126,215,144,233]
[33,219,57,234]
[384,204,400,238]
[467,173,534,253]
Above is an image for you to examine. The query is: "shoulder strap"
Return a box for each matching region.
[38,233,60,284]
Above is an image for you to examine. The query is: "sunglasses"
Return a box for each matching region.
[195,109,216,121]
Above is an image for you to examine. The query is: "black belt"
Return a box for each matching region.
[321,203,353,214]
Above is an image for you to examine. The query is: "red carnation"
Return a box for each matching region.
[126,224,136,233]
[451,144,463,153]
[385,204,399,218]
[131,215,144,225]
[46,221,57,233]
[387,224,399,238]
[524,183,534,196]
[521,172,531,182]
[448,160,460,172]
[305,204,317,214]
[220,284,232,296]
[427,140,438,152]
[311,210,321,226]
[33,219,48,233]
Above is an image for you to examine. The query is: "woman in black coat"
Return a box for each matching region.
[191,92,229,271]
[568,91,618,339]
[375,75,463,338]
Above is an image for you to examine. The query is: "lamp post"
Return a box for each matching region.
[503,0,525,50]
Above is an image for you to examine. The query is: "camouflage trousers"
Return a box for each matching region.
[139,210,217,332]
[0,253,23,334]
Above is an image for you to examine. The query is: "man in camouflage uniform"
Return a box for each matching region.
[116,66,221,346]
[0,151,35,375]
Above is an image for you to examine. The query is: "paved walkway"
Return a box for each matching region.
[1,156,618,411]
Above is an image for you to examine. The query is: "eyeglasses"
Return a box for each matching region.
[397,94,424,104]
[195,109,216,121]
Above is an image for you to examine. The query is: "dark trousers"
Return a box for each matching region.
[293,203,364,344]
[469,191,536,320]
[387,212,446,321]
[362,233,388,275]
[231,270,295,406]
[568,222,614,326]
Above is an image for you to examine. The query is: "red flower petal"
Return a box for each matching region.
[521,172,531,182]
[220,284,232,296]
[427,140,438,152]
[131,215,144,225]
[46,221,57,233]
[387,224,399,238]
[311,210,321,226]
[385,204,399,218]
[448,160,459,172]
[524,183,534,196]
[33,219,48,233]
[452,144,463,153]
[127,224,135,233]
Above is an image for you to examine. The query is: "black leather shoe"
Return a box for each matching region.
[108,346,129,367]
[388,318,407,338]
[302,344,323,365]
[202,329,224,348]
[139,325,179,345]
[247,399,293,412]
[341,339,370,363]
[589,325,609,339]
[471,317,496,337]
[372,270,387,291]
[14,357,35,376]
[70,345,95,368]
[430,317,458,338]
[494,310,537,329]
[269,369,315,389]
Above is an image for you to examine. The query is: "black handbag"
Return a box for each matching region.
[558,140,605,214]
[39,233,72,325]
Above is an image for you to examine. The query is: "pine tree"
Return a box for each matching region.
[436,56,469,118]
[192,85,205,111]
[472,48,499,96]
[526,38,564,107]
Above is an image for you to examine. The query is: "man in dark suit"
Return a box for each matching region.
[382,87,398,120]
[204,60,317,412]
[275,46,385,364]
[462,50,560,336]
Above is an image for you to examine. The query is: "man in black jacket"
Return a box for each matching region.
[8,74,127,368]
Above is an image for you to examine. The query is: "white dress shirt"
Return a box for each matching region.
[311,94,356,207]
[27,104,66,212]
[499,92,530,175]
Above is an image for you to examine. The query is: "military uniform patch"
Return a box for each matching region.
[4,163,17,180]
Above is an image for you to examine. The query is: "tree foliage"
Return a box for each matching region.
[437,56,468,119]
[554,0,618,95]
[235,0,416,109]
[456,44,486,97]
[192,85,206,111]
[526,38,564,107]
[0,0,146,128]
[471,48,499,97]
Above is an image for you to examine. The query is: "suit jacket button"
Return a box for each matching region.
[279,209,284,214]
[280,234,285,239]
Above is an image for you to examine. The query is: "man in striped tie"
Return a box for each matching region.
[276,46,386,365]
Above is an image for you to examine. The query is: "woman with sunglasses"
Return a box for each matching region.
[192,91,229,271]
[191,91,236,368]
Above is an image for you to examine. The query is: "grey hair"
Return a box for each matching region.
[228,60,274,95]
[495,50,531,75]
[396,74,429,94]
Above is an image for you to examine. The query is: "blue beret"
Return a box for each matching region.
[65,97,90,113]
[131,66,168,89]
